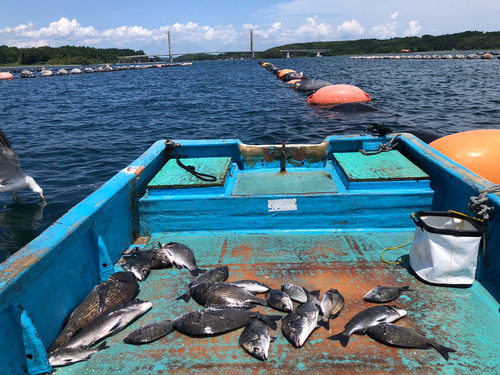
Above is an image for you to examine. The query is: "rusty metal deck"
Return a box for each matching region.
[54,230,500,374]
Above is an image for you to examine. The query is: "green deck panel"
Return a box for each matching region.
[333,151,430,182]
[55,231,500,374]
[148,157,231,188]
[232,170,338,196]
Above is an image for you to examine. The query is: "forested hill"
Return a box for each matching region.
[258,31,500,58]
[2,30,500,66]
[0,45,147,66]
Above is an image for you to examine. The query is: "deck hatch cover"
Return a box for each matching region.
[148,157,231,189]
[333,150,429,182]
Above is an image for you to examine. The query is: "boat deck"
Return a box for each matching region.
[55,230,500,374]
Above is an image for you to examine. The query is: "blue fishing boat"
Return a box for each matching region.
[1,134,499,374]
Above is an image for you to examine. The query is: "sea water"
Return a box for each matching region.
[1,56,499,261]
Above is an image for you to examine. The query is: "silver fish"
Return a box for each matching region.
[176,266,229,303]
[265,288,293,312]
[173,308,282,336]
[123,321,175,344]
[47,271,139,354]
[121,255,151,282]
[364,285,412,303]
[366,323,456,360]
[63,300,152,349]
[281,289,321,348]
[48,341,109,367]
[319,289,345,330]
[239,319,276,361]
[230,280,269,294]
[327,305,407,347]
[190,282,268,309]
[281,284,307,303]
[157,241,204,276]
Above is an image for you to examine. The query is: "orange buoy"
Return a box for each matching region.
[429,129,500,184]
[307,84,371,106]
[0,72,14,80]
[277,69,295,79]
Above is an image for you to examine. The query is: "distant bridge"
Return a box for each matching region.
[280,49,330,58]
[119,51,263,59]
[121,30,260,62]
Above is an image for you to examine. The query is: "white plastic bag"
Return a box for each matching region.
[409,211,484,286]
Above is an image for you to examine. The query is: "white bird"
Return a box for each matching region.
[0,130,44,201]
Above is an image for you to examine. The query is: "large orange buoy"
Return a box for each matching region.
[307,84,371,106]
[429,129,500,183]
[0,72,14,80]
[277,69,295,79]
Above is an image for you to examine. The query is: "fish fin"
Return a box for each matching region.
[258,314,282,331]
[98,284,111,313]
[176,292,191,303]
[327,332,349,347]
[311,290,321,299]
[109,318,125,335]
[95,341,110,351]
[317,318,330,330]
[270,335,278,342]
[400,286,413,292]
[198,268,207,274]
[432,343,456,361]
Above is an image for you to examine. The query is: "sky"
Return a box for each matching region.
[0,0,498,53]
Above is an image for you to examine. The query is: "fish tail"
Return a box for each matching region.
[327,331,349,347]
[433,343,456,361]
[198,268,207,274]
[258,314,282,331]
[189,268,201,277]
[317,318,330,330]
[401,286,413,291]
[176,292,191,303]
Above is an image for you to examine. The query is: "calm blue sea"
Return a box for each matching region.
[1,55,500,261]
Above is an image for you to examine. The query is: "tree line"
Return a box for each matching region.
[257,31,500,58]
[2,30,500,66]
[0,45,147,66]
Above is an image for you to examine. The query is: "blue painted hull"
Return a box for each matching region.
[1,134,499,374]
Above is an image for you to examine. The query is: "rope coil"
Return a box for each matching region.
[164,139,217,182]
[360,134,401,156]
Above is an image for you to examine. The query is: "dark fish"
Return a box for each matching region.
[190,282,268,309]
[173,308,282,336]
[230,280,269,294]
[364,285,412,303]
[366,323,456,360]
[63,300,152,349]
[327,305,407,347]
[157,241,204,276]
[281,284,307,303]
[176,266,229,303]
[48,341,109,367]
[125,247,173,269]
[319,289,345,330]
[239,319,276,361]
[281,289,322,348]
[47,272,139,353]
[265,288,293,312]
[121,253,151,282]
[123,321,175,344]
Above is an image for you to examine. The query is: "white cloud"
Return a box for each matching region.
[370,13,398,39]
[337,20,365,39]
[406,20,422,36]
[242,24,258,30]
